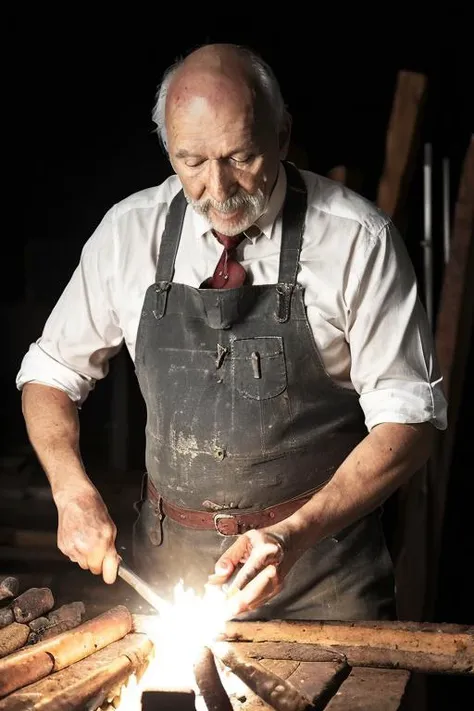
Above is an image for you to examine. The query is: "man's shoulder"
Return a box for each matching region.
[109,173,183,221]
[298,168,390,239]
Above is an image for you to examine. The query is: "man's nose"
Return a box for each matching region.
[207,160,235,204]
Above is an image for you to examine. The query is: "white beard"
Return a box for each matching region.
[185,188,267,236]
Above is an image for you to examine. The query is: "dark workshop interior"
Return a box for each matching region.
[1,12,473,710]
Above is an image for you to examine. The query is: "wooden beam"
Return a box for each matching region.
[221,619,473,675]
[235,641,471,676]
[376,70,428,227]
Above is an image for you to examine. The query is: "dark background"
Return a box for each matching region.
[2,11,473,708]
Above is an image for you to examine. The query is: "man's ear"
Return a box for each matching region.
[278,113,292,159]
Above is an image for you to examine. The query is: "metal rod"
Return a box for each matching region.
[442,156,451,264]
[118,563,168,616]
[423,143,434,328]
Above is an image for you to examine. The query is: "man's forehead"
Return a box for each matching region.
[168,73,255,118]
[166,90,257,141]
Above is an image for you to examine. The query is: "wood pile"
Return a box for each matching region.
[0,576,153,710]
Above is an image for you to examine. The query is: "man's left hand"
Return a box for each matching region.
[207,527,300,617]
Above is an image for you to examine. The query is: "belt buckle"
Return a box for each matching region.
[214,513,239,536]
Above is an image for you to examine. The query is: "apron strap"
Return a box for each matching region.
[154,188,187,284]
[153,189,187,319]
[276,162,308,322]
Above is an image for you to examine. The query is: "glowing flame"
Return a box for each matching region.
[114,580,239,710]
[141,580,231,690]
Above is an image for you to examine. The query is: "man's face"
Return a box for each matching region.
[167,85,285,236]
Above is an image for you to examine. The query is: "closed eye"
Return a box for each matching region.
[230,154,255,165]
[185,159,206,168]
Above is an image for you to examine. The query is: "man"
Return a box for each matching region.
[17,43,446,622]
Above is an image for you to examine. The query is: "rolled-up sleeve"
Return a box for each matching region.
[16,210,123,406]
[347,220,447,432]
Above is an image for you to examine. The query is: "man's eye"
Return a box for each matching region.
[231,155,253,164]
[186,160,204,168]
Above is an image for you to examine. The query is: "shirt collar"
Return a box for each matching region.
[191,162,287,242]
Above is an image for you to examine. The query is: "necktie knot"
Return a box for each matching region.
[213,231,246,251]
[200,230,248,289]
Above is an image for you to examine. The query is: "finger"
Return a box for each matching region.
[227,565,280,617]
[231,539,281,591]
[86,546,108,575]
[64,547,87,569]
[102,549,120,584]
[74,556,89,570]
[207,563,233,585]
[207,540,249,584]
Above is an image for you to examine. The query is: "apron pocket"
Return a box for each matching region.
[231,336,287,400]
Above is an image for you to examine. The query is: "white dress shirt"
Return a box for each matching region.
[16,163,447,432]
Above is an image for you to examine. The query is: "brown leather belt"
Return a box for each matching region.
[146,479,314,536]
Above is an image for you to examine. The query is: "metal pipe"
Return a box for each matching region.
[423,143,434,328]
[442,156,451,264]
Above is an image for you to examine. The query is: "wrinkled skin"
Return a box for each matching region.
[207,526,302,617]
[55,483,120,584]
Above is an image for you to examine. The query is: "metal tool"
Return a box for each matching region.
[118,562,167,615]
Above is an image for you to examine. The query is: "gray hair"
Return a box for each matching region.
[151,45,289,151]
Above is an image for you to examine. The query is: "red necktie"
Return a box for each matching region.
[201,231,248,289]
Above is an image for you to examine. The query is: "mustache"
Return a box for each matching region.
[187,189,264,215]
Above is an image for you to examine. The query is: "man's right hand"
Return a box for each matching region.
[54,484,120,584]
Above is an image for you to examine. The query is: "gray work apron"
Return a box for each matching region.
[133,163,396,621]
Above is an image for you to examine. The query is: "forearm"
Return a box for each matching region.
[21,383,94,501]
[284,422,434,550]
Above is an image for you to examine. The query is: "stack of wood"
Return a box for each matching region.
[0,575,153,710]
[0,575,85,654]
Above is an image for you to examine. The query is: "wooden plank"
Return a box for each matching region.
[264,659,349,709]
[324,667,410,710]
[222,619,474,659]
[235,640,472,676]
[427,136,474,618]
[376,70,427,227]
[226,658,348,711]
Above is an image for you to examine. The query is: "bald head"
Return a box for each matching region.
[151,44,290,237]
[166,45,258,139]
[152,43,288,151]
